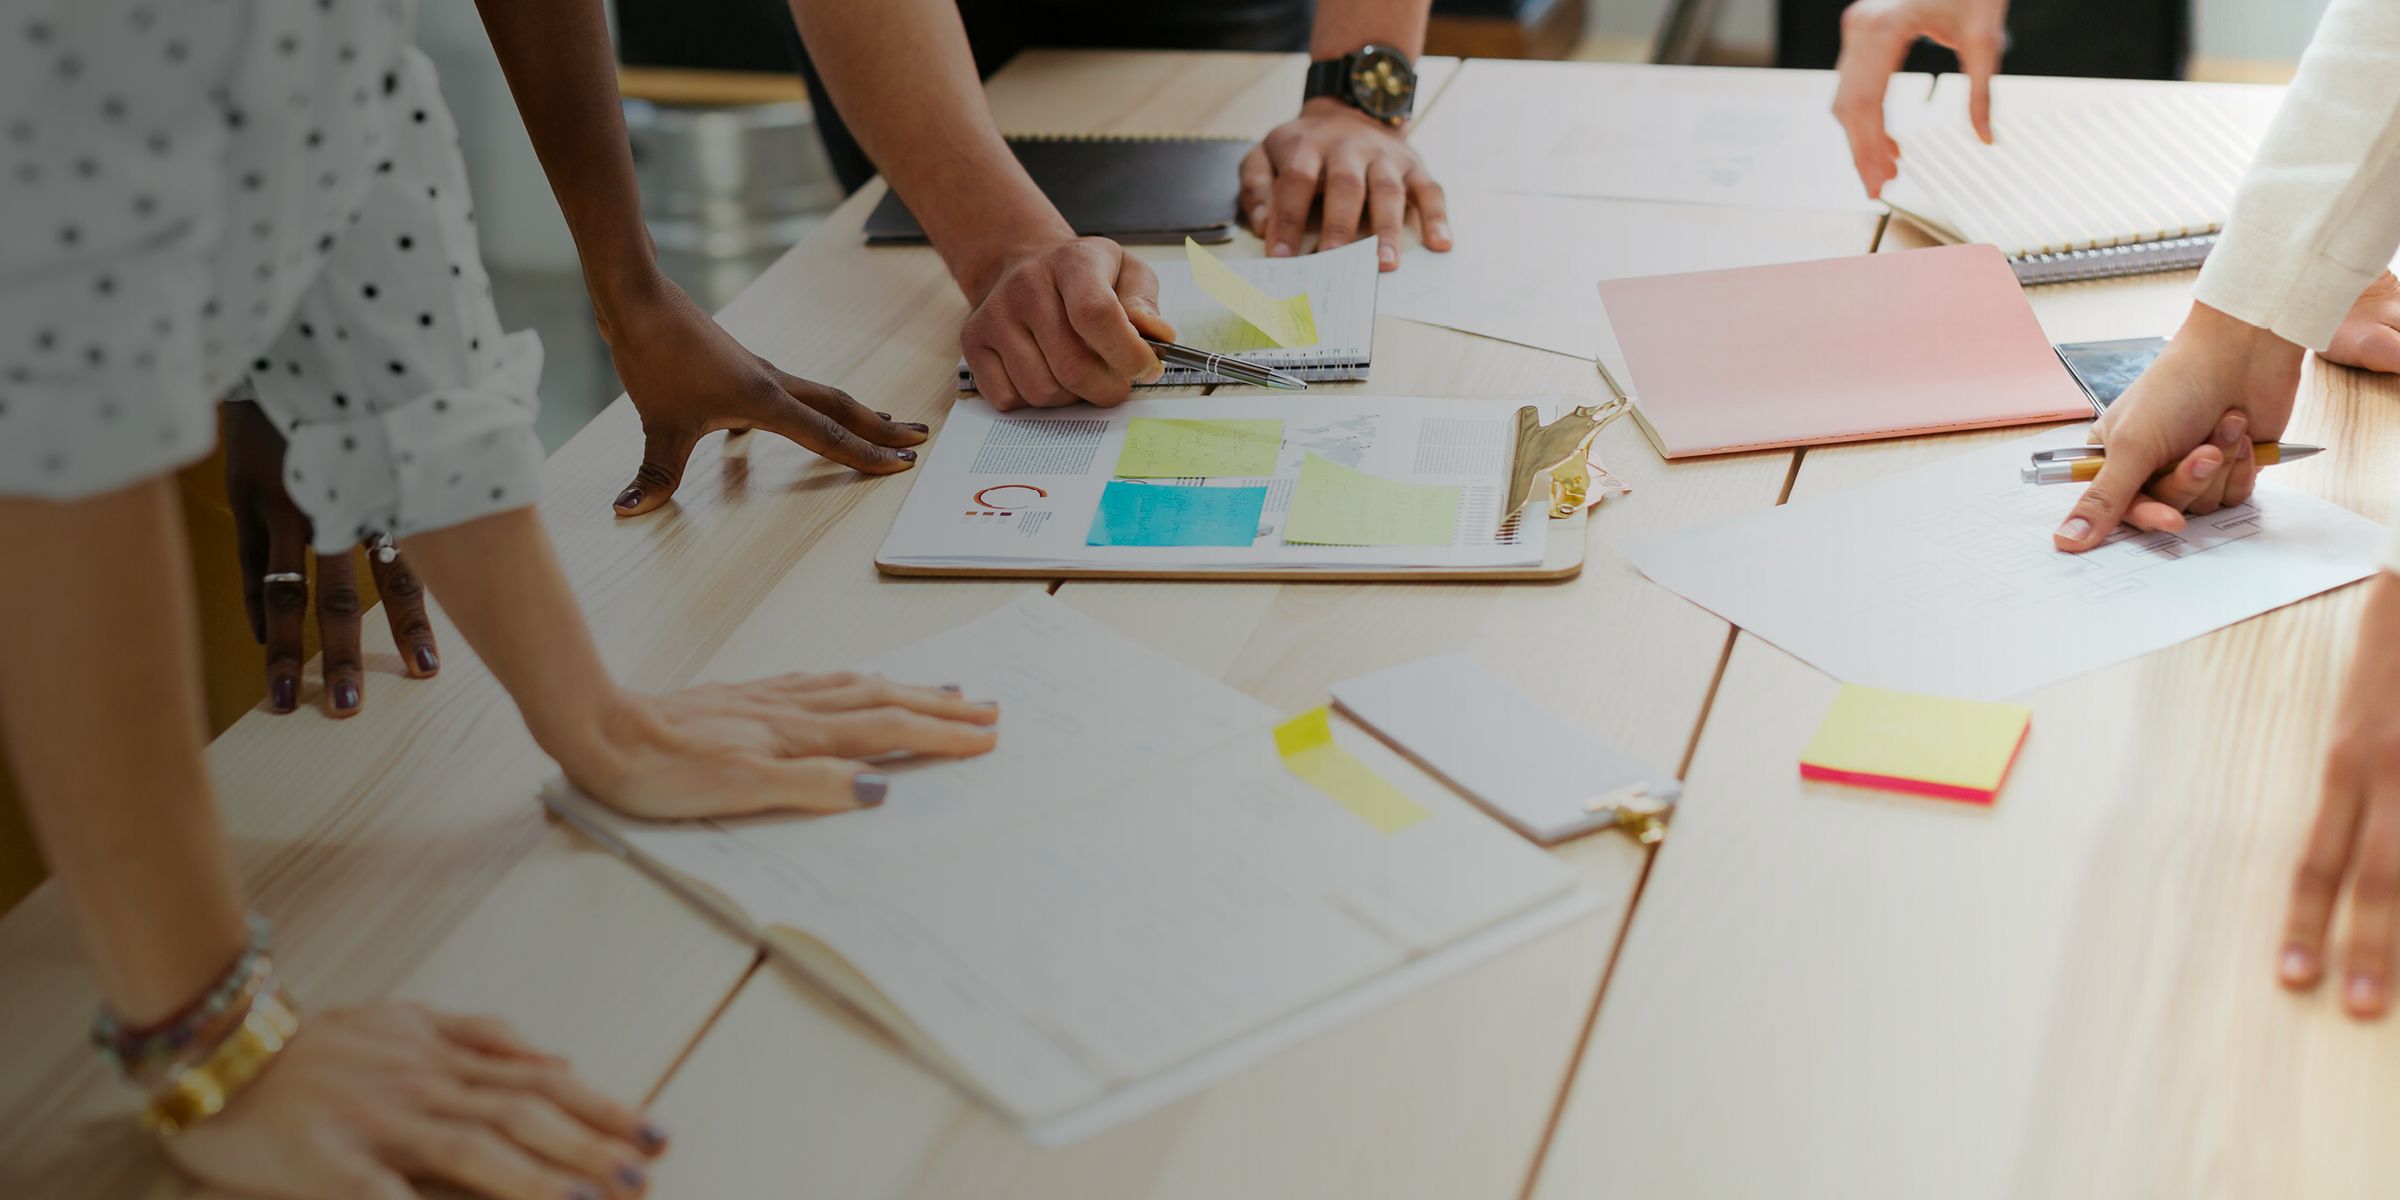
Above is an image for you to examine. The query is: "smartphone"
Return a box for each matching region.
[2053,337,2167,414]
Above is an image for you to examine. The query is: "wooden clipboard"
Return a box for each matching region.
[875,398,1627,584]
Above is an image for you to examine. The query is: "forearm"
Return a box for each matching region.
[472,0,660,319]
[0,481,248,1026]
[786,0,1070,300]
[1308,0,1429,59]
[396,508,636,789]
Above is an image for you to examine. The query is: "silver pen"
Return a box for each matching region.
[1143,337,1308,391]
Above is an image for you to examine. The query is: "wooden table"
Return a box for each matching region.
[1,51,2389,1200]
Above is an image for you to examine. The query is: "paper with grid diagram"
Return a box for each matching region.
[1626,426,2385,700]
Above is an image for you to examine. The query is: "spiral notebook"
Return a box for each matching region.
[1883,97,2262,285]
[865,133,1251,245]
[954,237,1381,390]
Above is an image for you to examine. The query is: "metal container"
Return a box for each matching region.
[625,98,845,312]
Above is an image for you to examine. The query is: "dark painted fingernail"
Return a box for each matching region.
[270,676,296,711]
[940,684,963,695]
[333,682,359,711]
[637,1121,669,1151]
[567,1187,602,1200]
[414,645,440,674]
[854,773,889,807]
[614,486,643,510]
[896,449,916,462]
[875,410,892,419]
[906,422,930,433]
[616,1163,648,1189]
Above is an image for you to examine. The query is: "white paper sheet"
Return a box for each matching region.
[1378,189,1876,362]
[1407,61,1891,213]
[879,394,1550,573]
[1626,427,2386,699]
[545,593,1582,1133]
[1331,653,1681,844]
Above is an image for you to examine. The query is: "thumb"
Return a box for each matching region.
[614,419,701,517]
[2054,451,2156,552]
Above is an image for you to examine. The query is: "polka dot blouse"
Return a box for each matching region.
[0,0,544,553]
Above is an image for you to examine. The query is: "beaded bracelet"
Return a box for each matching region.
[90,914,275,1083]
[141,983,301,1137]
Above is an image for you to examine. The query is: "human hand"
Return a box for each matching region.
[224,401,439,717]
[164,1001,664,1199]
[2052,302,2305,553]
[2281,572,2400,1018]
[1240,99,1452,270]
[1831,0,2010,197]
[2323,272,2400,375]
[596,272,928,516]
[961,237,1175,411]
[567,673,1001,819]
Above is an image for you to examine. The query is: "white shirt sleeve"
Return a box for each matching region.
[2190,0,2400,572]
[2193,0,2400,350]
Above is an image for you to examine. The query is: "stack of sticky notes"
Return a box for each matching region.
[1799,685,2031,805]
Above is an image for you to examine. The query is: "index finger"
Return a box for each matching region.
[1238,143,1273,237]
[2285,753,2370,991]
[2339,784,2400,1018]
[2053,449,2161,552]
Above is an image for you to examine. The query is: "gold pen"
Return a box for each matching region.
[2020,442,2324,484]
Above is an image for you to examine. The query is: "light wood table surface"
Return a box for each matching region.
[4,52,2384,1200]
[1537,74,2400,1200]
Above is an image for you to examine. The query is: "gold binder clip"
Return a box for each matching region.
[1584,784,1674,846]
[1501,394,1632,535]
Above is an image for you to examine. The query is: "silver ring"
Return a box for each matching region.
[261,572,305,585]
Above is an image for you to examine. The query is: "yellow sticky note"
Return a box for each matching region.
[1116,418,1284,478]
[1185,237,1319,348]
[1799,685,2032,805]
[1284,453,1460,546]
[1274,707,1430,834]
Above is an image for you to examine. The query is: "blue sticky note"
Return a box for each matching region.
[1088,482,1268,547]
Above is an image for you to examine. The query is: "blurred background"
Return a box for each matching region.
[426,0,2334,458]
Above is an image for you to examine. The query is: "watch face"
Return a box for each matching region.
[1347,45,1415,122]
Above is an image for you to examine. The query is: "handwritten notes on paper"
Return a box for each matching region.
[1186,237,1318,348]
[1799,685,2031,805]
[1116,418,1284,478]
[1284,453,1460,547]
[1273,707,1429,834]
[1088,482,1268,548]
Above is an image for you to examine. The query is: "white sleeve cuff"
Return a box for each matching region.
[2193,216,2378,353]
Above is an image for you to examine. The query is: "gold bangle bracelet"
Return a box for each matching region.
[141,989,301,1137]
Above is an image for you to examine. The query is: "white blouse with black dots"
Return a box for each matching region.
[0,0,544,554]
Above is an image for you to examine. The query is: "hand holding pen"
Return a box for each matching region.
[2049,302,2307,553]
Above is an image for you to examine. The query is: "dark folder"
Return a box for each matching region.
[863,134,1250,245]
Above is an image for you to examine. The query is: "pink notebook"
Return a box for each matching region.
[1597,244,2093,459]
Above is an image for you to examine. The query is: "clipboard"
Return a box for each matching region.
[875,396,1630,583]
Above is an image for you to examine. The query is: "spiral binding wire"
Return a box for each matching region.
[2011,234,2217,286]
